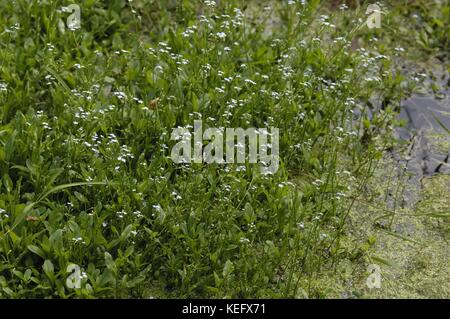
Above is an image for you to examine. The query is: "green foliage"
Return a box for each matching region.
[0,0,446,298]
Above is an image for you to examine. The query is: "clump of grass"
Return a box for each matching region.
[0,0,444,298]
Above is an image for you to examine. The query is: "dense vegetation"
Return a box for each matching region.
[0,0,448,298]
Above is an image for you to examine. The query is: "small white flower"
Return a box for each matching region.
[72,236,84,243]
[133,210,143,218]
[113,91,127,100]
[239,237,250,244]
[117,210,127,218]
[205,0,216,8]
[0,82,8,92]
[0,208,9,219]
[216,32,226,39]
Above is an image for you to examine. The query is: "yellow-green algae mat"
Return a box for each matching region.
[326,157,449,298]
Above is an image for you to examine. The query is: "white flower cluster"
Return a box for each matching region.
[0,208,9,220]
[0,82,8,92]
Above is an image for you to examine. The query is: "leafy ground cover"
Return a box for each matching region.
[0,0,448,298]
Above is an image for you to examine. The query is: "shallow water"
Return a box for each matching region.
[397,91,450,174]
[388,70,450,208]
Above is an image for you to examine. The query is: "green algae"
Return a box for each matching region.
[339,161,450,298]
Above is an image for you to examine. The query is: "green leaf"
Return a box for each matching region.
[28,245,46,258]
[49,229,64,252]
[74,191,88,203]
[2,174,13,193]
[43,260,55,279]
[104,252,116,273]
[7,181,110,236]
[24,269,32,282]
[126,275,145,288]
[222,260,234,278]
[120,224,133,241]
